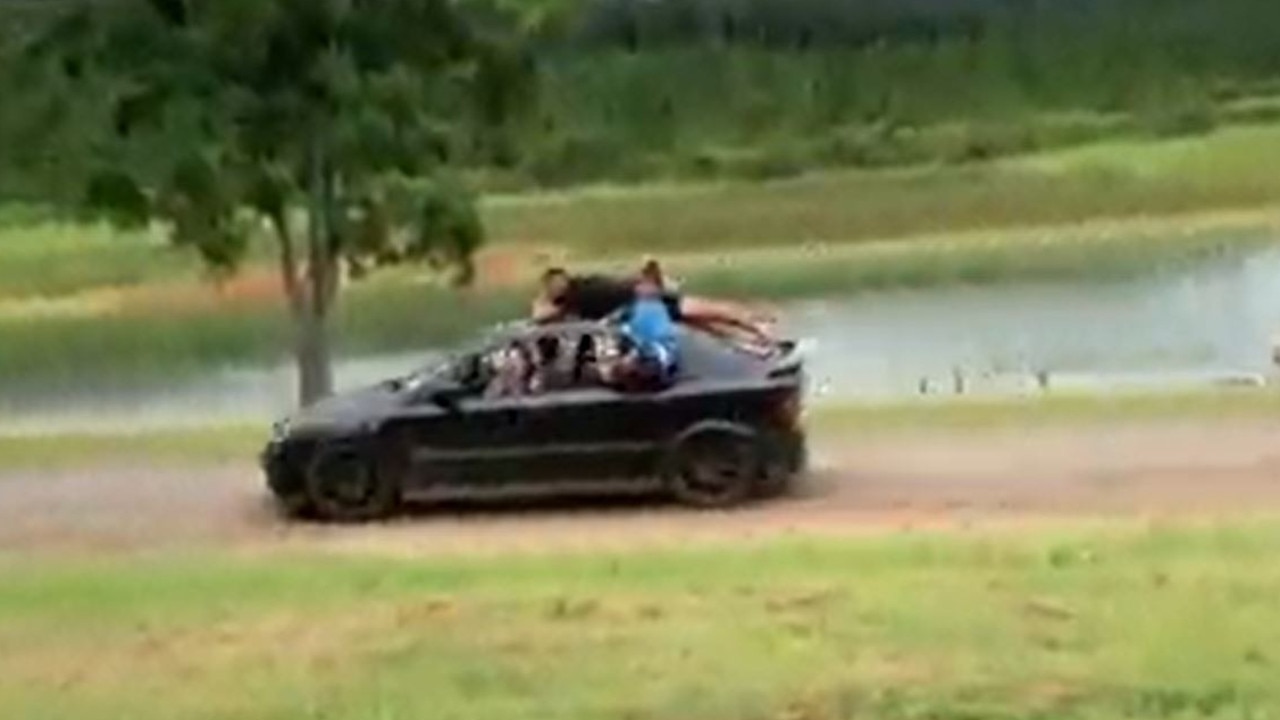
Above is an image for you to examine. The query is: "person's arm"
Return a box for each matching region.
[531,293,564,323]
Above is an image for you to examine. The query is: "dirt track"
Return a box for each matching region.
[2,419,1279,555]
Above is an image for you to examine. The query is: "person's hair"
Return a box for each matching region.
[639,259,663,283]
[541,267,569,284]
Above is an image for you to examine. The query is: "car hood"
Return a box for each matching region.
[287,382,412,435]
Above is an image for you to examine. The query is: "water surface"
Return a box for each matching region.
[6,247,1280,434]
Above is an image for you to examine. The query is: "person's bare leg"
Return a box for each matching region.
[682,316,776,358]
[680,296,774,345]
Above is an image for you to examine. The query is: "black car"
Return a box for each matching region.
[261,320,808,522]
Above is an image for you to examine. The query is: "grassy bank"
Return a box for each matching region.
[486,124,1280,255]
[4,521,1280,718]
[5,124,1280,301]
[4,390,1277,471]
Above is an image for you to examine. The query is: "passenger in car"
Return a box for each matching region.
[529,335,574,393]
[483,342,533,398]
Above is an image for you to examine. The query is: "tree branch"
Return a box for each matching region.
[305,132,330,318]
[270,210,305,319]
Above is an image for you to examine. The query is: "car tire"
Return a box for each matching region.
[264,461,317,519]
[305,441,401,523]
[754,432,805,499]
[753,457,792,500]
[272,490,318,520]
[668,430,760,509]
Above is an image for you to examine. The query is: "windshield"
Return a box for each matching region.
[386,354,457,393]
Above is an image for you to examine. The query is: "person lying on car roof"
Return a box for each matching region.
[600,272,680,392]
[530,262,775,352]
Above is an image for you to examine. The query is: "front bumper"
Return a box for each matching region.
[781,430,808,474]
[261,439,305,497]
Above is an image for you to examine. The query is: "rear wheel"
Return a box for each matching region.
[668,431,760,509]
[305,442,401,523]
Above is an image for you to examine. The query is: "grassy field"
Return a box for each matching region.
[4,390,1277,472]
[3,521,1280,719]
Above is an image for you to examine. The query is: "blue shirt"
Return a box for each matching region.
[622,296,679,370]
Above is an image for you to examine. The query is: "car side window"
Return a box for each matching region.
[451,352,486,388]
[474,328,643,399]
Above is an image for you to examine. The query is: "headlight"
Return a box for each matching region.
[270,418,290,443]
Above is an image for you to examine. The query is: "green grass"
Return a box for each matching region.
[4,521,1280,718]
[0,424,264,471]
[484,124,1280,257]
[3,390,1276,472]
[0,221,206,299]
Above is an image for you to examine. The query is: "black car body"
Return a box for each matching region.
[262,320,808,522]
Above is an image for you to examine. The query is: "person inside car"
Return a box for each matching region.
[529,335,574,393]
[531,264,775,352]
[483,341,533,398]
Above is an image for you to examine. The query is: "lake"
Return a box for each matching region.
[6,246,1280,434]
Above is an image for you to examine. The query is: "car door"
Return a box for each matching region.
[511,386,655,483]
[393,392,529,489]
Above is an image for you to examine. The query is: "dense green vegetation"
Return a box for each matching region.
[457,0,1280,187]
[8,0,1280,196]
[6,521,1280,718]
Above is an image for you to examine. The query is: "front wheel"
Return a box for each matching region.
[305,442,401,523]
[667,431,760,509]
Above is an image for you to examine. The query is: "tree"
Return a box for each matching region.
[26,0,535,405]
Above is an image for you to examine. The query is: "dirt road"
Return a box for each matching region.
[2,418,1278,555]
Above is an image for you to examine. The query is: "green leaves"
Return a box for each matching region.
[84,169,150,229]
[155,150,252,274]
[337,176,482,286]
[413,178,484,286]
[27,0,534,290]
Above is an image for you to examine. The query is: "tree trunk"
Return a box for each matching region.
[295,304,334,407]
[291,133,339,407]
